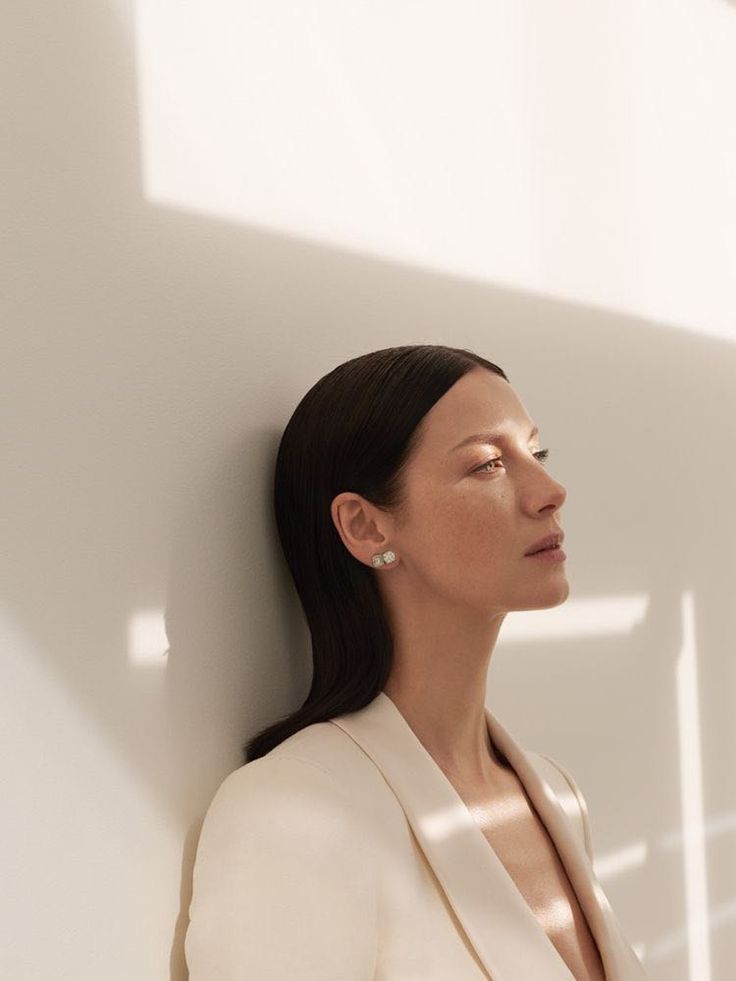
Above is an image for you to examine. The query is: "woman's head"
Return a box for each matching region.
[244,344,567,762]
[332,361,568,632]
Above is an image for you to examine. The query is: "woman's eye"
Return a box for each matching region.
[474,448,550,474]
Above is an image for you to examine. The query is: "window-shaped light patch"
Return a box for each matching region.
[128,608,169,666]
[499,594,649,642]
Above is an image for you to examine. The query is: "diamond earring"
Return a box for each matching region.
[371,550,396,568]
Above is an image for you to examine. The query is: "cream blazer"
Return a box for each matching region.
[185,691,648,980]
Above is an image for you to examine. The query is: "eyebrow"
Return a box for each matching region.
[450,425,539,454]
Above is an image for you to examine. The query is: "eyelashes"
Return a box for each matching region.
[473,448,550,475]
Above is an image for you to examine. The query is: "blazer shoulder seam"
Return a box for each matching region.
[268,751,344,783]
[266,751,364,812]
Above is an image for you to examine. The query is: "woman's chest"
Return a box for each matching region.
[457,775,608,981]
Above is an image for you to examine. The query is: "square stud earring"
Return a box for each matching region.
[372,550,396,567]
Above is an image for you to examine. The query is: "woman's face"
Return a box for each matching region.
[390,366,569,616]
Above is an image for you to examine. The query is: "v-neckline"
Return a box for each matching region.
[432,709,595,973]
[450,743,608,980]
[328,691,629,981]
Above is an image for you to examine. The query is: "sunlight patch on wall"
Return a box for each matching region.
[499,594,649,643]
[659,809,736,851]
[133,1,736,341]
[136,0,538,296]
[675,590,710,981]
[128,608,169,667]
[593,840,648,884]
[133,2,536,293]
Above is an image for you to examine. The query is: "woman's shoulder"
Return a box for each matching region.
[186,730,380,978]
[198,717,384,840]
[202,742,354,828]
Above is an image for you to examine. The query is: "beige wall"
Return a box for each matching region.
[3,2,735,979]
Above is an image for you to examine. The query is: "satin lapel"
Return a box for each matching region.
[330,692,576,981]
[486,709,642,981]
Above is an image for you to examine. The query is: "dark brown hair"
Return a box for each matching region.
[244,344,509,762]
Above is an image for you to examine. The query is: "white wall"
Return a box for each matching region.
[2,2,735,979]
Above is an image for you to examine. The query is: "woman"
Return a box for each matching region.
[184,344,648,980]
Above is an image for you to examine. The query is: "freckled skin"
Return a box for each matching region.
[384,368,568,623]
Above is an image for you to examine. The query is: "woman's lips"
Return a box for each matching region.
[525,546,567,562]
